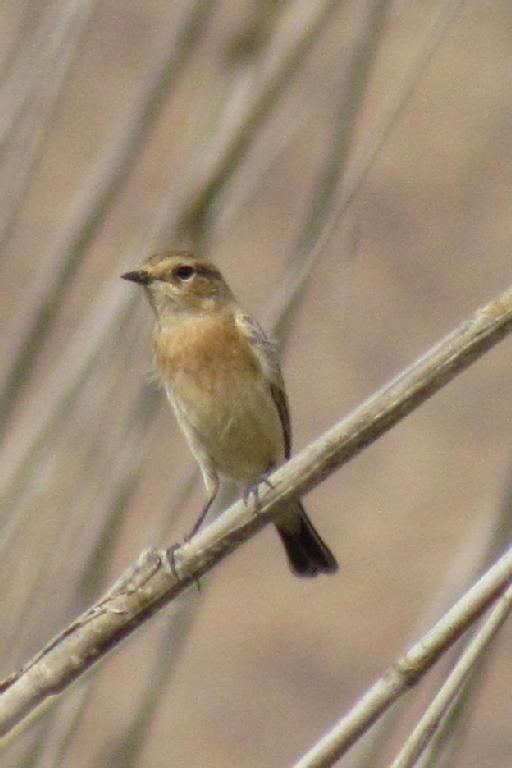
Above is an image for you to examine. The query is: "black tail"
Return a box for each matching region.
[275,501,338,578]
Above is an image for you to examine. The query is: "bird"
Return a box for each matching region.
[121,250,338,577]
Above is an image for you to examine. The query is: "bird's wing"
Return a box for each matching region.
[236,312,292,458]
[269,381,292,459]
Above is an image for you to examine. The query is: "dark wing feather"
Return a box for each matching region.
[269,382,291,458]
[235,311,292,458]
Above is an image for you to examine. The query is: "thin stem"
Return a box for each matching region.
[0,0,216,438]
[389,585,512,768]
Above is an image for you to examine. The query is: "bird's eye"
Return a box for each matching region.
[173,265,195,281]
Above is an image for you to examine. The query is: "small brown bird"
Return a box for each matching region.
[121,251,337,577]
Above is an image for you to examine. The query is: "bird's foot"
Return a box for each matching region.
[166,542,201,592]
[184,495,216,542]
[166,543,181,579]
[243,471,275,512]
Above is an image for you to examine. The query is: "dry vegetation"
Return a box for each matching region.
[1,1,512,766]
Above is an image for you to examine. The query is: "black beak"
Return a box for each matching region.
[121,270,152,285]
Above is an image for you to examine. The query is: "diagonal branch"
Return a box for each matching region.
[1,283,512,740]
[417,467,512,767]
[388,585,512,768]
[294,556,512,768]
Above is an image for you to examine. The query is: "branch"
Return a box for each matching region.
[415,463,512,768]
[294,556,512,768]
[388,585,512,768]
[1,283,512,739]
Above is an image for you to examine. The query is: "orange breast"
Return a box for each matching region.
[152,313,285,481]
[153,313,259,389]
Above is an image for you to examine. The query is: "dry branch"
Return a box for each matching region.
[415,471,512,767]
[389,585,512,768]
[294,554,512,768]
[1,283,512,740]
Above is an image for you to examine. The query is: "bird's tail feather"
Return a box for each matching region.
[275,501,338,578]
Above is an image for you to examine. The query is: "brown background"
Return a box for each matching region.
[1,1,512,766]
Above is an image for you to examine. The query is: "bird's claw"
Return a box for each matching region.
[243,472,275,512]
[166,542,201,592]
[166,544,181,578]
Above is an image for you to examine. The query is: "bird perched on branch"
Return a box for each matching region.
[122,251,337,577]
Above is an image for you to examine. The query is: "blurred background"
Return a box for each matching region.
[1,0,512,766]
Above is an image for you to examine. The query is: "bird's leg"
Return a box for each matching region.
[243,464,275,512]
[185,494,216,541]
[185,471,219,541]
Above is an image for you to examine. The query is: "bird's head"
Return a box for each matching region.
[121,250,234,320]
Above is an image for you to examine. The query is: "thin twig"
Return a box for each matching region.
[171,0,344,237]
[417,466,512,768]
[0,0,95,250]
[0,0,47,88]
[29,682,92,768]
[294,560,512,768]
[1,283,512,739]
[273,0,390,350]
[0,0,216,438]
[0,0,87,150]
[388,585,512,768]
[99,583,202,768]
[348,513,505,768]
[267,0,465,340]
